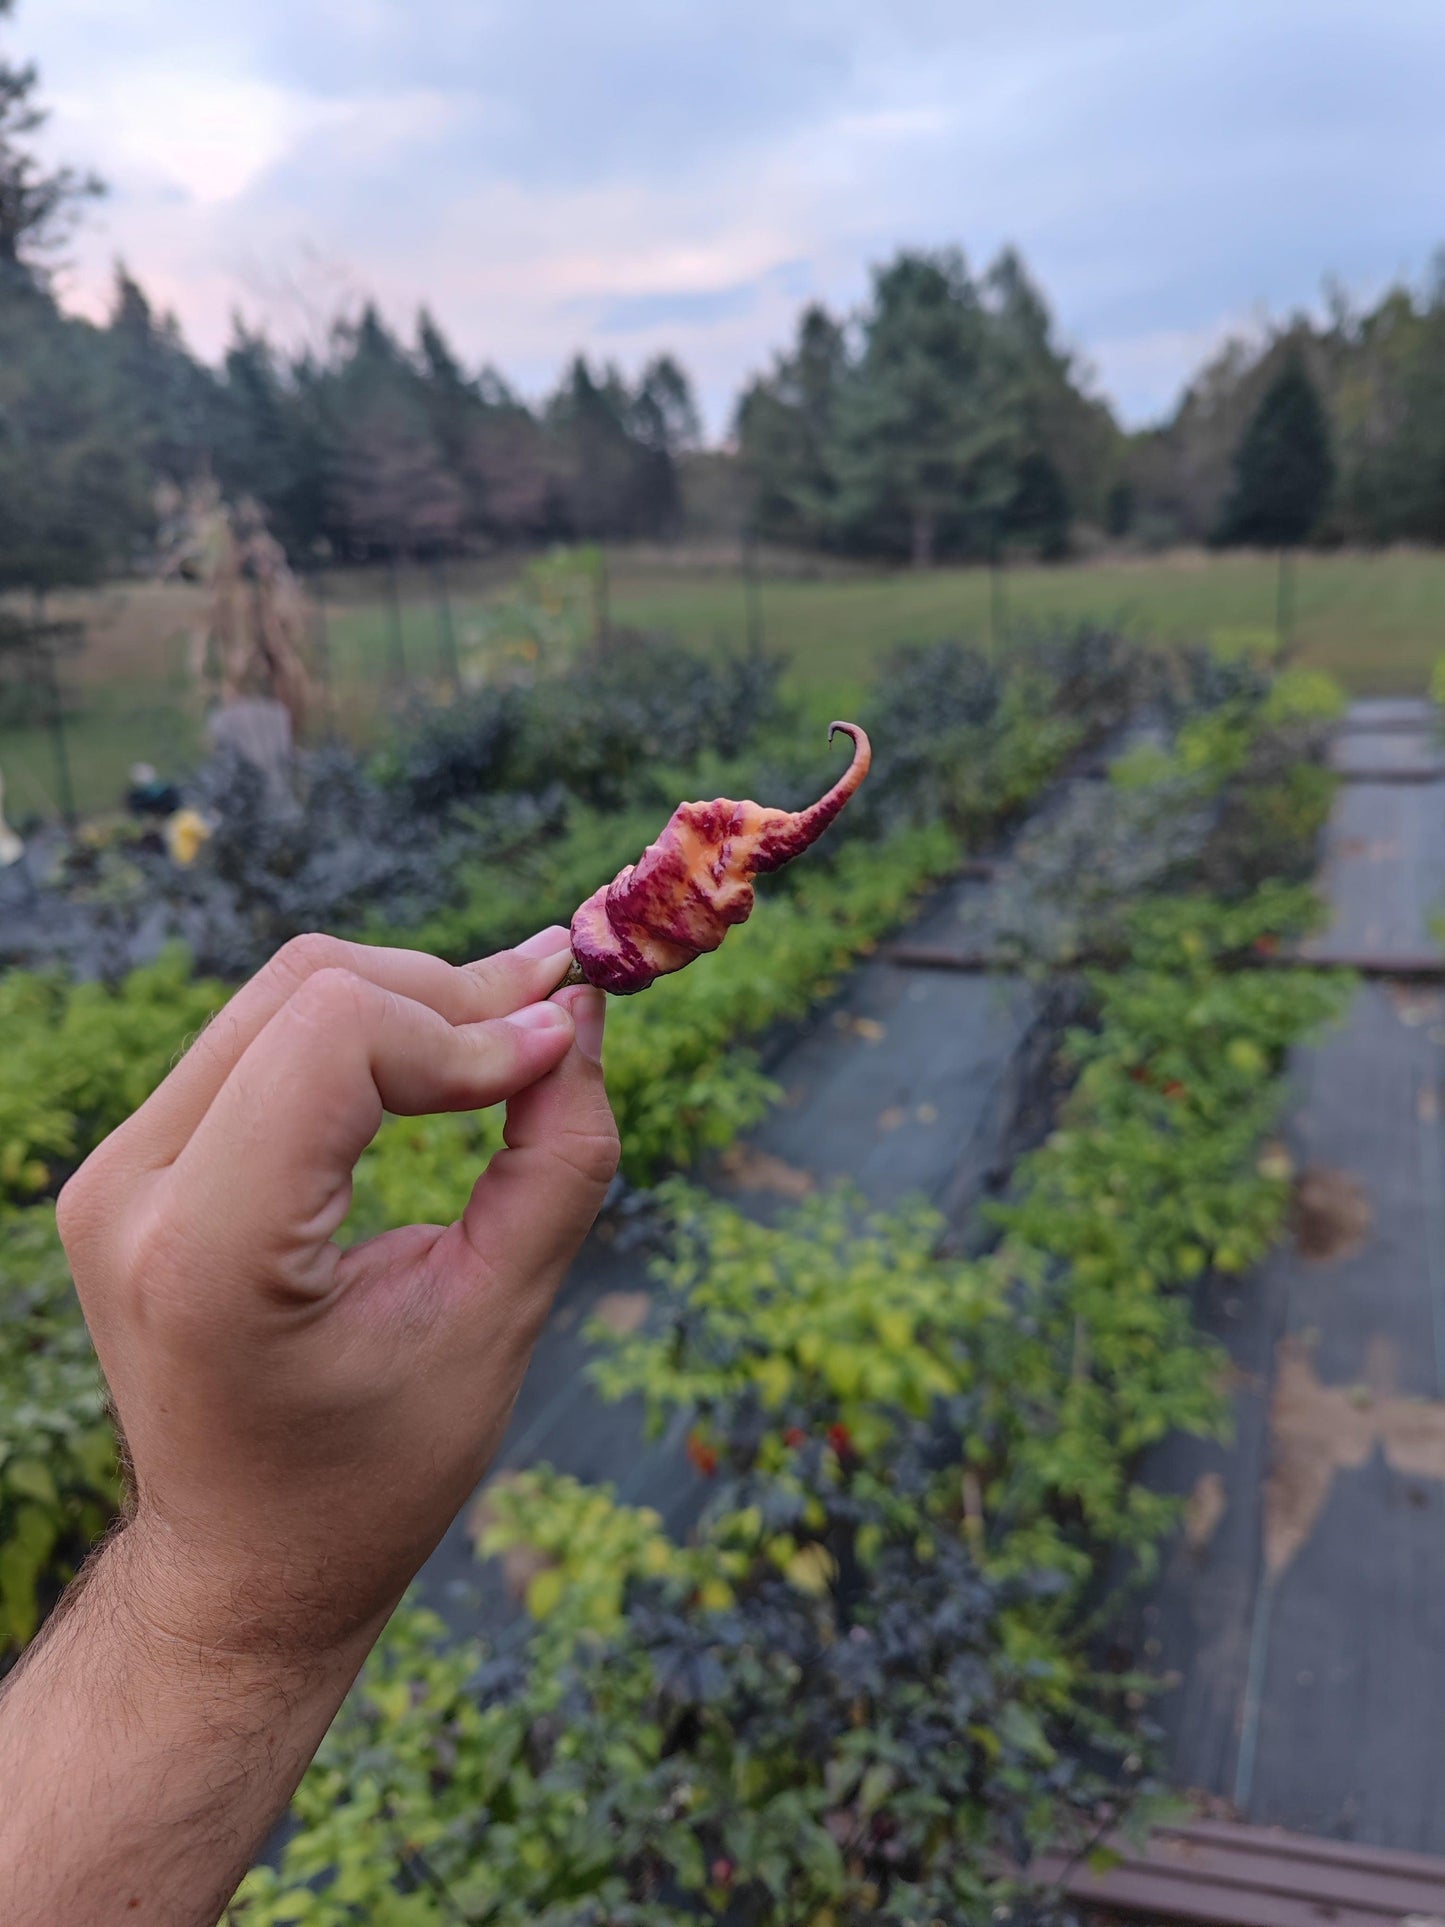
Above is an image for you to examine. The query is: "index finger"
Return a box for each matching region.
[164,969,579,1297]
[110,927,577,1172]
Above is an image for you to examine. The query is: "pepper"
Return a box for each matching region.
[567,722,872,995]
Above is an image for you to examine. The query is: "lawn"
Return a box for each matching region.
[605,547,1445,706]
[3,546,1442,820]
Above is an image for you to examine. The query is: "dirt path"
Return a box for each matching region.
[414,793,1074,1634]
[1145,699,1445,1851]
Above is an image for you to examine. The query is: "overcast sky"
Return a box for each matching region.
[19,0,1445,435]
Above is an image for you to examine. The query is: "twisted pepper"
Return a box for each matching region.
[567,722,872,995]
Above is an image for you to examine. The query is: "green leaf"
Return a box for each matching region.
[6,1459,58,1505]
[525,1565,566,1620]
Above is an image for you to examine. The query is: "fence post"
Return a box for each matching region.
[988,542,1009,659]
[386,550,408,689]
[743,525,765,656]
[1276,548,1295,661]
[35,592,77,830]
[433,556,462,695]
[311,565,336,737]
[593,547,611,651]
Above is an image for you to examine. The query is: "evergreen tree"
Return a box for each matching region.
[986,247,1115,538]
[215,320,326,554]
[834,250,1023,565]
[0,3,146,596]
[106,263,217,482]
[1006,450,1072,560]
[0,0,102,292]
[625,356,699,535]
[327,306,462,556]
[1219,353,1334,547]
[0,299,149,590]
[548,357,650,539]
[737,304,847,546]
[415,308,478,472]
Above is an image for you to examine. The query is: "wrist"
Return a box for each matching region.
[97,1510,390,1693]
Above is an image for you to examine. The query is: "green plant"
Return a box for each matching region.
[0,1208,116,1659]
[231,872,1351,1923]
[0,947,225,1206]
[11,633,1355,1915]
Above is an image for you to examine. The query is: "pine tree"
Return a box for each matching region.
[833,251,1024,566]
[736,305,848,546]
[106,263,217,482]
[0,0,102,291]
[1219,354,1334,548]
[1219,353,1334,653]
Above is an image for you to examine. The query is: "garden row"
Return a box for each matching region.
[0,626,1155,1661]
[219,665,1352,1922]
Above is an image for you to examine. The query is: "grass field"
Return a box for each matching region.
[3,547,1443,821]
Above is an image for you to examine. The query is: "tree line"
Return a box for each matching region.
[0,0,1442,597]
[0,270,705,593]
[1122,276,1445,549]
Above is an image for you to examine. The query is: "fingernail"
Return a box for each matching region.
[560,986,606,1063]
[507,1001,571,1032]
[515,925,572,959]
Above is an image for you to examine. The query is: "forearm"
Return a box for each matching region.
[0,1525,378,1927]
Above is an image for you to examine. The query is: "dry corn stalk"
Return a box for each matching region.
[157,481,316,735]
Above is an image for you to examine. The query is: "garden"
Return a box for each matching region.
[0,616,1356,1924]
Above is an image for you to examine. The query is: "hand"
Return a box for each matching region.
[55,925,618,1660]
[1,926,615,1924]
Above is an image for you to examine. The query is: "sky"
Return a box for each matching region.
[18,0,1445,437]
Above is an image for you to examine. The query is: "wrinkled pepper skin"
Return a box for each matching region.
[570,722,871,995]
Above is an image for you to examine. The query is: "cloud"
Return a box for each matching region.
[17,0,1445,431]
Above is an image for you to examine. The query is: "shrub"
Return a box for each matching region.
[231,880,1351,1923]
[0,1209,116,1661]
[0,946,225,1207]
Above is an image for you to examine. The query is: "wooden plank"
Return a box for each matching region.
[1333,766,1445,784]
[1034,1820,1445,1925]
[1142,1829,1445,1911]
[882,940,1445,981]
[1045,1859,1412,1927]
[1170,1818,1445,1886]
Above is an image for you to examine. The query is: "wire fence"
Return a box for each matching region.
[0,545,774,829]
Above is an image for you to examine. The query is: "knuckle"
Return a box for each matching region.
[287,964,375,1030]
[54,1165,94,1251]
[552,1121,622,1192]
[270,931,351,989]
[460,951,513,1005]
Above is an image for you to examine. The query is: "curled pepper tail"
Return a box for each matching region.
[751,721,872,873]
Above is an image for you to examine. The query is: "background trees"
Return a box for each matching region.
[8,0,1445,586]
[1217,355,1334,550]
[1216,355,1334,651]
[736,248,1120,566]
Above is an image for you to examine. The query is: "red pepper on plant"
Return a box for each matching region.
[686,1430,719,1478]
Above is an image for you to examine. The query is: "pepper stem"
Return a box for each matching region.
[557,956,587,990]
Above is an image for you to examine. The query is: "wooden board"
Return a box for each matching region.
[1039,1818,1445,1924]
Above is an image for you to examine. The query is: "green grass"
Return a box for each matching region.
[0,680,201,826]
[321,547,1445,712]
[4,546,1443,821]
[604,548,1445,704]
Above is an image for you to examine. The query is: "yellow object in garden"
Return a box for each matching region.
[165,808,212,867]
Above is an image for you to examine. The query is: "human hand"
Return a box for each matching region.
[55,927,618,1664]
